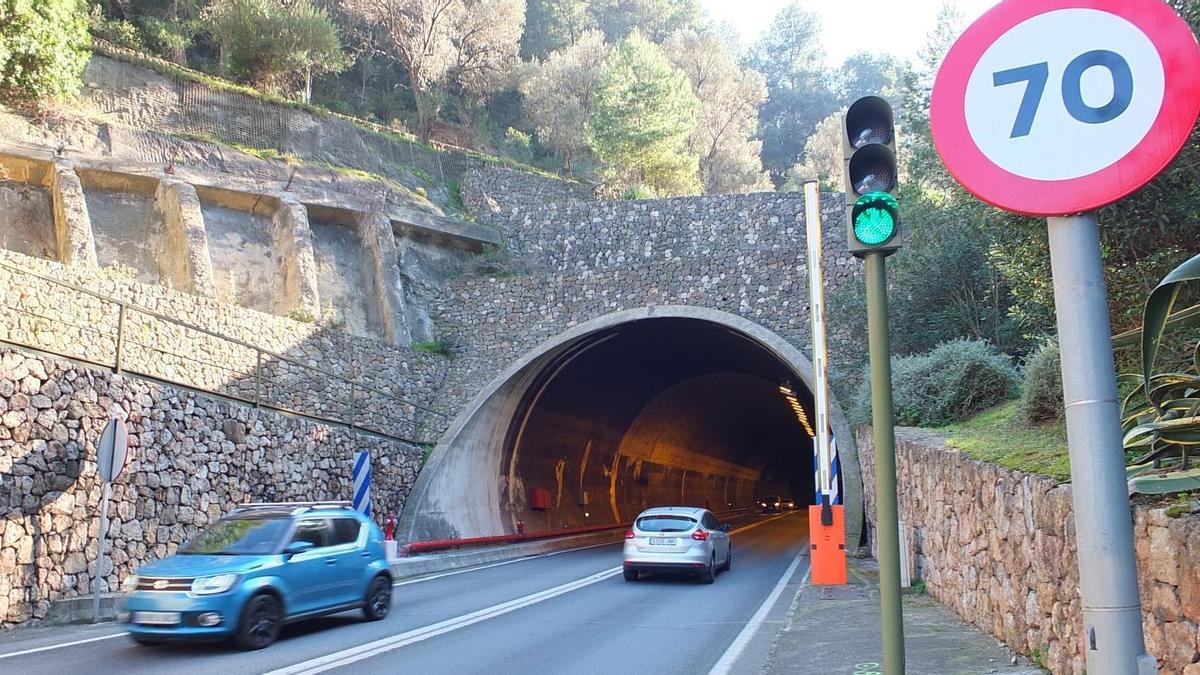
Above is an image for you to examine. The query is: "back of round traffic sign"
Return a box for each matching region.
[930,0,1200,216]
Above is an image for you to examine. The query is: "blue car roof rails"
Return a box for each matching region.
[231,501,355,516]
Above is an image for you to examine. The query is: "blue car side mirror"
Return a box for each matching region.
[284,541,315,556]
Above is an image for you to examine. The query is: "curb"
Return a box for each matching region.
[388,530,625,579]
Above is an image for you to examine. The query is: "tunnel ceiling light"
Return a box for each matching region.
[779,380,815,437]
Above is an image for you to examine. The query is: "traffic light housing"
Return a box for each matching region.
[843,96,901,256]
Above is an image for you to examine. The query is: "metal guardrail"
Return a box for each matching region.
[0,258,446,444]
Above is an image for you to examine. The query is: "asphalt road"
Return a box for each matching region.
[0,512,809,675]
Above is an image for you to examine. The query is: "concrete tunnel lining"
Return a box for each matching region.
[398,305,862,549]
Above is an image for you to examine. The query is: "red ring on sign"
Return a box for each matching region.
[931,0,1200,216]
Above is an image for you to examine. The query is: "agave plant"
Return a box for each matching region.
[1122,253,1200,494]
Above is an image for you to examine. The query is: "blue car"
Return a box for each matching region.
[118,502,393,650]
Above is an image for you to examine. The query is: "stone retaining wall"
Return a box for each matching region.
[0,348,423,627]
[858,427,1200,674]
[0,249,451,443]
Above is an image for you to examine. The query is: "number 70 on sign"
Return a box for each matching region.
[931,0,1200,216]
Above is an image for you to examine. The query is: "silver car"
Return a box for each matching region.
[622,507,732,583]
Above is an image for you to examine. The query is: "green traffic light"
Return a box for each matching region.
[852,191,899,246]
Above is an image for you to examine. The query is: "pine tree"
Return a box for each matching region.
[587,32,700,196]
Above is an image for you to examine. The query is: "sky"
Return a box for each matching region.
[700,0,1001,65]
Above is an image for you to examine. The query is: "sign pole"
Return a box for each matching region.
[92,481,112,623]
[1046,213,1154,674]
[864,250,904,673]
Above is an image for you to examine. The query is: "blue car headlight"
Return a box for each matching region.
[191,573,239,595]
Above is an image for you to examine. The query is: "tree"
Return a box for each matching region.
[519,29,608,175]
[344,0,524,141]
[520,0,592,59]
[0,0,89,104]
[588,32,700,196]
[786,109,844,191]
[836,52,903,101]
[449,0,526,99]
[589,0,699,43]
[749,2,836,186]
[207,0,347,101]
[664,30,769,194]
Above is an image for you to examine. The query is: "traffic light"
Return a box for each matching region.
[843,96,901,255]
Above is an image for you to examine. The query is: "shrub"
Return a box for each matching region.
[88,5,143,51]
[0,0,90,104]
[623,184,657,200]
[852,339,1019,427]
[1017,340,1063,424]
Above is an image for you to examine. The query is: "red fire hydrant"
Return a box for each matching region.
[384,514,396,541]
[516,520,526,536]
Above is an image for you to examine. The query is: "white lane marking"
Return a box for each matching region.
[392,540,619,587]
[0,631,130,660]
[265,566,624,675]
[707,553,809,675]
[390,512,784,588]
[280,514,788,674]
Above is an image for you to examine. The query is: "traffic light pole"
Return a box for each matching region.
[864,251,905,674]
[1045,213,1154,675]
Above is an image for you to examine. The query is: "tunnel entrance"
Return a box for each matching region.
[399,307,861,547]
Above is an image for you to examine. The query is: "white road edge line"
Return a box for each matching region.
[707,552,808,675]
[265,566,624,675]
[0,631,131,660]
[276,514,790,674]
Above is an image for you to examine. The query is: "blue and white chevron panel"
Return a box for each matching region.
[812,434,842,506]
[352,451,372,517]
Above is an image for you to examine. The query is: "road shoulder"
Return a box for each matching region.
[761,557,1044,674]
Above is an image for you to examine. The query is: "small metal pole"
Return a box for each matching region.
[114,304,126,374]
[254,350,262,408]
[865,250,905,673]
[1046,213,1153,675]
[92,481,112,623]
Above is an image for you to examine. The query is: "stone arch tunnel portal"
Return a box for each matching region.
[399,308,861,546]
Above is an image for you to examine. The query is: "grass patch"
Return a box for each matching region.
[938,400,1071,481]
[446,180,463,211]
[412,337,453,357]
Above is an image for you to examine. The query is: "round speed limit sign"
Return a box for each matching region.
[931,0,1200,216]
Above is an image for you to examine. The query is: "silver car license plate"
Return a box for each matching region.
[649,537,676,545]
[132,611,181,625]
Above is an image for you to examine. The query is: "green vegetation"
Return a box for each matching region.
[1029,643,1049,670]
[445,180,464,212]
[0,0,90,104]
[1121,254,1200,494]
[940,402,1070,482]
[910,579,926,595]
[413,337,454,357]
[285,308,316,324]
[588,33,699,196]
[207,0,346,101]
[1017,341,1063,425]
[851,339,1018,428]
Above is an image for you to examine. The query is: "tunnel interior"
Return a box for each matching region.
[499,318,818,531]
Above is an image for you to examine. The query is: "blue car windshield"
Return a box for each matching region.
[182,517,291,555]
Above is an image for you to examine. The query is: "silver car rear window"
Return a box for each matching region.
[635,515,697,533]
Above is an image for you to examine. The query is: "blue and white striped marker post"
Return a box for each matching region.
[813,433,841,506]
[352,451,372,518]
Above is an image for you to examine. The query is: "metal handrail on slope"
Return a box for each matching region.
[0,258,446,444]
